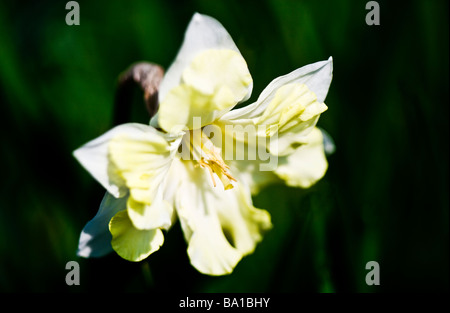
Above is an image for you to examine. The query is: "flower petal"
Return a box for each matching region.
[182,49,252,103]
[274,127,328,188]
[77,192,128,258]
[175,161,271,275]
[220,81,328,157]
[158,83,235,133]
[158,49,252,133]
[109,210,164,262]
[107,124,180,230]
[183,213,242,276]
[221,57,333,122]
[73,125,134,198]
[126,196,173,231]
[158,13,251,105]
[152,13,253,131]
[228,159,279,195]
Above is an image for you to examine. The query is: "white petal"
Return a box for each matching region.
[77,192,128,258]
[221,57,333,122]
[73,123,165,198]
[157,13,252,106]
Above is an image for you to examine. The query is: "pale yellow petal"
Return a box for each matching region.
[108,126,176,230]
[257,83,327,131]
[158,13,252,105]
[175,161,271,275]
[126,196,173,231]
[182,49,252,103]
[256,83,327,156]
[158,49,252,133]
[186,214,243,275]
[158,84,235,133]
[274,127,328,188]
[109,210,164,262]
[220,58,333,122]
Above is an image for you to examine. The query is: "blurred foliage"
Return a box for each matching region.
[0,0,448,292]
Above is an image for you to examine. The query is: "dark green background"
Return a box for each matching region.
[0,0,448,292]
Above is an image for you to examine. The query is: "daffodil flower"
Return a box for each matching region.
[74,13,333,275]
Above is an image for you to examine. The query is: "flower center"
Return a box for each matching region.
[181,129,236,190]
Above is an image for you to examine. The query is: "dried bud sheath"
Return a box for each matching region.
[114,62,164,124]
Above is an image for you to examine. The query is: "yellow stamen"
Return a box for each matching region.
[199,158,217,187]
[187,129,236,190]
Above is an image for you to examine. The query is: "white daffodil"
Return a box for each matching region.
[74,13,333,276]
